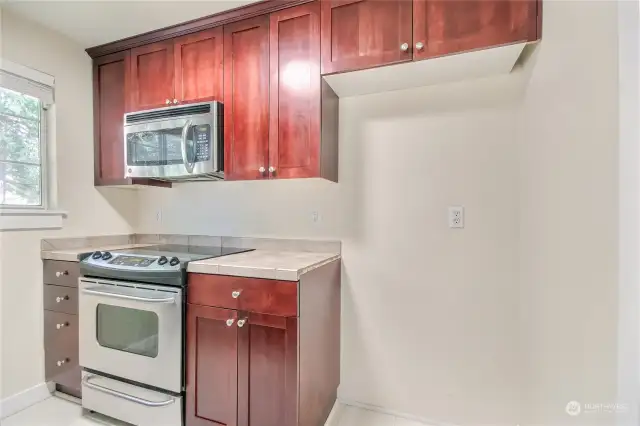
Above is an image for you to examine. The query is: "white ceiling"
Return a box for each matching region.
[2,0,258,48]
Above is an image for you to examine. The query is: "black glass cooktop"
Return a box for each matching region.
[113,244,254,261]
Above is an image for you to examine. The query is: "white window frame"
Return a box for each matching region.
[0,59,66,230]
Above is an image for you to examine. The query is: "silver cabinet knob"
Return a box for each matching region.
[56,359,66,367]
[231,290,241,299]
[258,166,265,173]
[55,296,67,303]
[55,271,67,278]
[237,319,246,328]
[226,319,235,327]
[268,166,276,173]
[400,43,409,52]
[56,322,68,330]
[415,42,424,51]
[165,99,171,105]
[173,99,179,104]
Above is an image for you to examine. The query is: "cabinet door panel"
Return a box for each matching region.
[237,313,297,426]
[186,305,238,426]
[269,2,321,179]
[93,51,128,185]
[129,41,174,111]
[413,0,539,60]
[321,0,413,74]
[223,16,270,181]
[174,28,224,104]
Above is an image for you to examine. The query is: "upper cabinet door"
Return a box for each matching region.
[320,0,413,75]
[129,41,174,111]
[413,0,539,60]
[93,51,129,186]
[223,16,270,181]
[269,2,321,180]
[174,28,224,105]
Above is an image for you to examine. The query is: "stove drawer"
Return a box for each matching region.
[44,284,78,314]
[82,372,182,426]
[188,274,298,317]
[43,260,79,288]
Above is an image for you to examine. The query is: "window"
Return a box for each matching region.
[0,60,64,230]
[0,87,46,207]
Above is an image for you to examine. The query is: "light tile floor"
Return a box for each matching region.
[1,396,428,426]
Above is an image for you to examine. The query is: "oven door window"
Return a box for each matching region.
[96,304,159,358]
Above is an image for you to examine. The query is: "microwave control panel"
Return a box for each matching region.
[194,125,211,162]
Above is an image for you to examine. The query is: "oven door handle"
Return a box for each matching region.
[83,375,176,407]
[81,287,177,304]
[180,119,195,174]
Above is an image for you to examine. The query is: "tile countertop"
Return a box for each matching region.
[187,250,341,281]
[41,244,155,262]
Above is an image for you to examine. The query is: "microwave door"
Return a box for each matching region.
[163,125,195,175]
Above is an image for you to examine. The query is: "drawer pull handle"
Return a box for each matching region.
[237,319,247,328]
[56,322,69,329]
[55,271,68,278]
[55,295,69,303]
[226,319,235,327]
[56,358,68,367]
[231,290,242,299]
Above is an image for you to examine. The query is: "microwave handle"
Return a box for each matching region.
[181,119,195,174]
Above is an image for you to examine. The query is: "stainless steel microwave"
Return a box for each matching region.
[124,101,223,181]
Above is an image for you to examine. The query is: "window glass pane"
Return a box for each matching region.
[96,304,159,358]
[0,87,39,120]
[0,114,40,164]
[0,163,41,206]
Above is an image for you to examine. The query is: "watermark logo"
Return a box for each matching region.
[565,401,629,416]
[566,401,581,416]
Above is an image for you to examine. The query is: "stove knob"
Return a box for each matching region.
[92,251,102,260]
[101,252,112,260]
[158,256,168,265]
[169,257,180,266]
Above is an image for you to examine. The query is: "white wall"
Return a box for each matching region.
[0,10,136,399]
[518,1,621,425]
[137,75,525,424]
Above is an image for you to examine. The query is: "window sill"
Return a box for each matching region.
[0,209,67,231]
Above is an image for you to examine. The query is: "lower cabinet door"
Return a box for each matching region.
[186,304,239,426]
[237,313,298,426]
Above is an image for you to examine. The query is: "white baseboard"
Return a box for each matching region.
[0,382,53,419]
[338,397,460,426]
[324,400,344,426]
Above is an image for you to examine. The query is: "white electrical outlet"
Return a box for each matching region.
[312,211,320,223]
[448,206,464,228]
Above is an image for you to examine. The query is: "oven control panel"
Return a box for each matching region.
[82,251,183,272]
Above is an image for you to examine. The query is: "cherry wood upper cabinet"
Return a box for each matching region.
[129,41,174,111]
[320,0,413,75]
[174,28,224,104]
[186,305,239,426]
[269,2,321,179]
[93,51,129,186]
[223,16,270,181]
[413,0,539,60]
[237,314,297,426]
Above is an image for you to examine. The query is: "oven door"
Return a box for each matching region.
[79,278,182,393]
[125,115,219,179]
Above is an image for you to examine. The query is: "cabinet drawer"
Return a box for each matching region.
[188,274,298,317]
[44,311,78,349]
[44,284,78,315]
[45,335,79,382]
[43,260,80,287]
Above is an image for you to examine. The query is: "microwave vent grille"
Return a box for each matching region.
[125,103,216,124]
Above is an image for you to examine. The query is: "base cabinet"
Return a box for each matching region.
[186,263,340,426]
